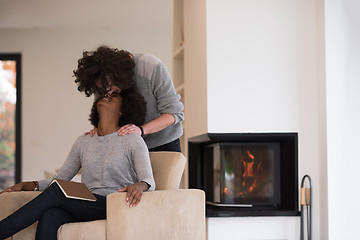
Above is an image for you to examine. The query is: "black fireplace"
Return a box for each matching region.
[188,133,299,217]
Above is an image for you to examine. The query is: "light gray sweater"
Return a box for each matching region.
[133,53,184,148]
[38,132,155,196]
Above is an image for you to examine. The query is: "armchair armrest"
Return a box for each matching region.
[0,191,41,240]
[106,189,205,240]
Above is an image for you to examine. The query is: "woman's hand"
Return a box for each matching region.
[0,181,36,194]
[84,127,98,137]
[117,124,142,136]
[118,182,149,207]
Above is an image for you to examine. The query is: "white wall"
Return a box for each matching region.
[205,1,326,239]
[208,217,300,240]
[0,2,172,181]
[325,0,360,239]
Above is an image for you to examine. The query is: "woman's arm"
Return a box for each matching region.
[37,135,84,190]
[118,181,149,208]
[117,134,155,207]
[1,136,85,194]
[0,181,38,194]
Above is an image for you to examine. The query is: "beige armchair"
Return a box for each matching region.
[0,152,205,240]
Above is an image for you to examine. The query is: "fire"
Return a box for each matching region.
[237,150,259,195]
[242,161,255,178]
[222,149,262,197]
[223,187,234,195]
[247,150,255,159]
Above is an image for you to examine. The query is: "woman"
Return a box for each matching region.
[0,80,155,240]
[74,46,184,152]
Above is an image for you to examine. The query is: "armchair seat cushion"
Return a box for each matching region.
[58,220,106,240]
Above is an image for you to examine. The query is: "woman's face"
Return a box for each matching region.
[96,75,121,96]
[97,91,123,117]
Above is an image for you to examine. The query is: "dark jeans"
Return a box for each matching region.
[149,138,181,152]
[0,183,106,240]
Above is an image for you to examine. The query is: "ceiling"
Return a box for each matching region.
[0,0,171,31]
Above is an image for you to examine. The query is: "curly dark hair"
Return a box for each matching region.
[74,46,135,97]
[89,86,147,128]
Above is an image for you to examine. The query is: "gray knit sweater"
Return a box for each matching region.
[133,53,184,148]
[38,132,155,196]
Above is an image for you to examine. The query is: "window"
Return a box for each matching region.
[0,54,21,191]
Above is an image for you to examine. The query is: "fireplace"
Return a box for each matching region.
[188,133,299,217]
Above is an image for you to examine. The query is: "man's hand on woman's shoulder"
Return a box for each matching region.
[117,124,142,136]
[84,127,98,137]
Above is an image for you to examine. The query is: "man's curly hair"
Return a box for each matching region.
[74,46,135,97]
[89,87,147,128]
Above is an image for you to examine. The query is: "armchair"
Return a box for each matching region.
[0,152,206,240]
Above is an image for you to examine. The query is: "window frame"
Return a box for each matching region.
[0,53,22,184]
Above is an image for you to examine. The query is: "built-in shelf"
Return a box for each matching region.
[173,44,184,59]
[175,83,184,93]
[173,0,187,188]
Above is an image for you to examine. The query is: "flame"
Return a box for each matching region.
[247,150,255,159]
[223,149,262,197]
[224,187,234,195]
[239,150,258,194]
[248,179,257,192]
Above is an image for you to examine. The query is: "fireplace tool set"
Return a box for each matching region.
[300,175,312,240]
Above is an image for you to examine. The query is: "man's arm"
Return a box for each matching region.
[117,113,175,136]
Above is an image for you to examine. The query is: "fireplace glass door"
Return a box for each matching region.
[204,142,281,206]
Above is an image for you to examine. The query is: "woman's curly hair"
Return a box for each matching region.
[89,86,147,128]
[74,46,135,97]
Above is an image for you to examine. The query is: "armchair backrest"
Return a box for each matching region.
[149,151,186,190]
